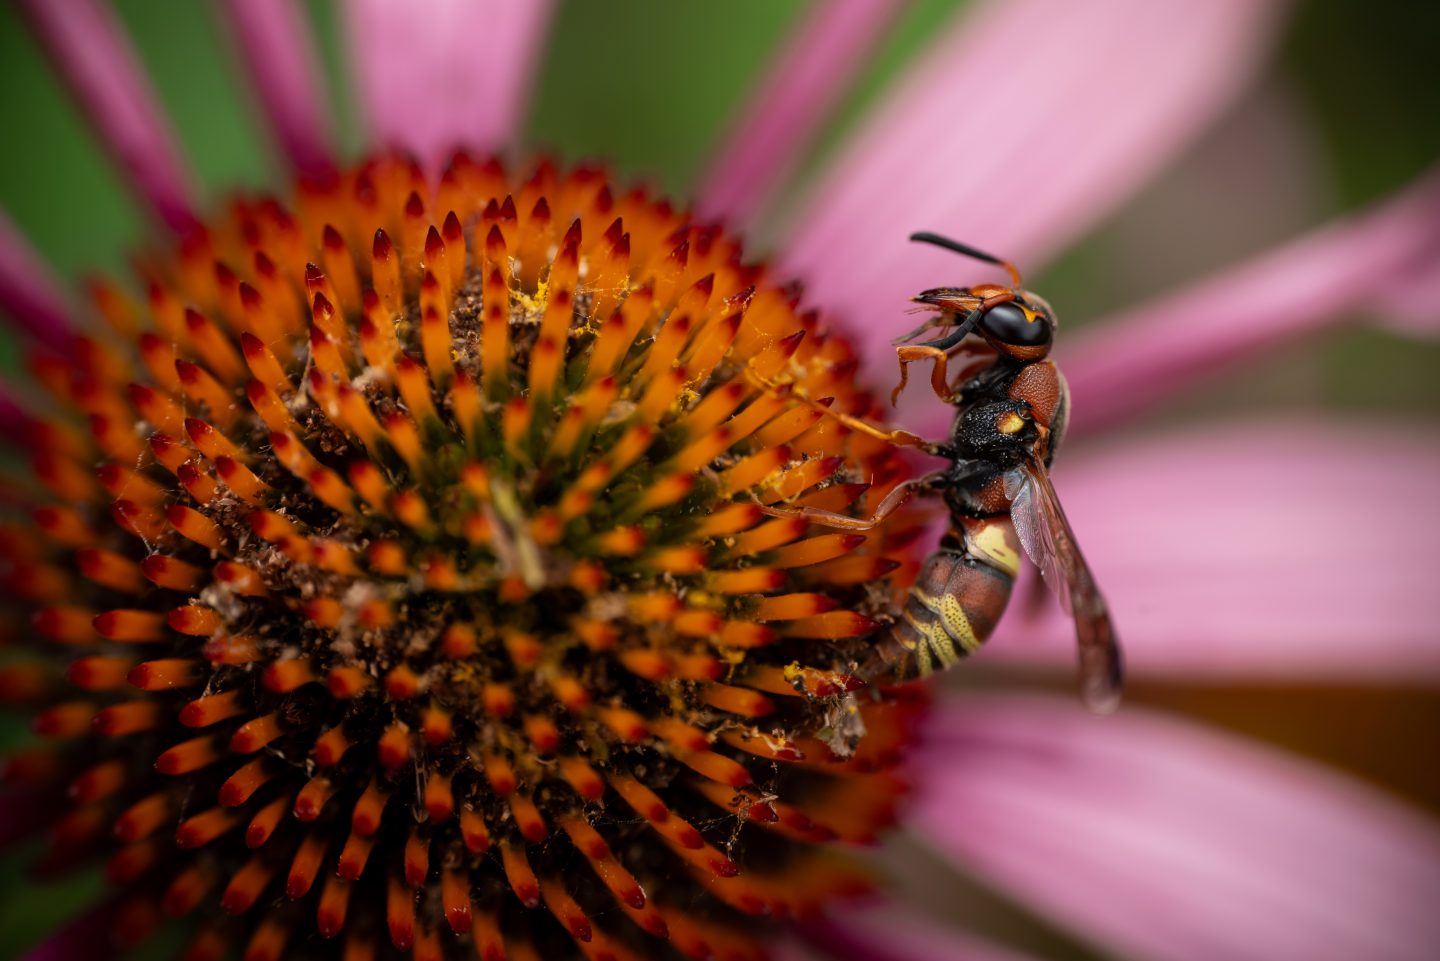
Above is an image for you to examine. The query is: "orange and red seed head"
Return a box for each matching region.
[0,153,926,961]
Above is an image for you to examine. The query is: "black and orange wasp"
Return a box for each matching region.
[759,232,1123,711]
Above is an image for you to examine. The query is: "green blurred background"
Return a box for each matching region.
[1,2,1437,959]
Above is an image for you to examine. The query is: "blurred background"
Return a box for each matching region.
[0,2,1437,959]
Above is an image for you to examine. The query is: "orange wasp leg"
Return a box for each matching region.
[753,471,945,531]
[892,345,958,407]
[742,367,942,454]
[891,291,1015,406]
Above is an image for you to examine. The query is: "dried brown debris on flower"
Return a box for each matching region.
[0,154,927,961]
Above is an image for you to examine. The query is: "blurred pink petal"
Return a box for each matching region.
[785,904,1044,961]
[19,0,197,233]
[19,898,119,961]
[696,0,908,226]
[913,695,1440,961]
[345,0,554,171]
[0,210,76,353]
[781,0,1287,362]
[982,419,1440,683]
[219,0,335,177]
[1376,244,1440,336]
[1063,168,1440,437]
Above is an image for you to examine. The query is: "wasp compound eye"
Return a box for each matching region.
[980,301,1051,347]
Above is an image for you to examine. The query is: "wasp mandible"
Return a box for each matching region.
[761,232,1123,712]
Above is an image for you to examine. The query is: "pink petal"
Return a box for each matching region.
[912,695,1440,961]
[780,0,1287,362]
[1062,167,1440,437]
[1375,239,1440,337]
[784,905,1046,961]
[19,898,119,961]
[19,0,197,234]
[982,419,1440,683]
[0,210,77,353]
[345,0,555,171]
[218,0,335,177]
[695,0,909,226]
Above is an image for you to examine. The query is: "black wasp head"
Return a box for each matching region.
[909,230,1057,359]
[979,297,1053,352]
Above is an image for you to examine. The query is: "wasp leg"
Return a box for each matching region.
[892,345,964,407]
[743,366,944,453]
[814,405,941,451]
[893,294,1019,406]
[893,312,959,345]
[753,471,945,531]
[890,309,985,406]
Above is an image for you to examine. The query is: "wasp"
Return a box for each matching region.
[760,232,1123,711]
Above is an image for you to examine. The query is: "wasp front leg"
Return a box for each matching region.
[889,313,977,407]
[892,345,959,406]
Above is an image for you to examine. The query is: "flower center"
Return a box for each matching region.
[3,153,923,961]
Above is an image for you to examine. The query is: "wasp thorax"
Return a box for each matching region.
[0,154,929,961]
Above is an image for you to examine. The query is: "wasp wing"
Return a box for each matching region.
[1006,457,1123,713]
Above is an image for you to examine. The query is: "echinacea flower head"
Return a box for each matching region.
[5,2,1440,961]
[1,149,935,961]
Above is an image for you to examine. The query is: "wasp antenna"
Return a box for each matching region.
[909,232,1023,288]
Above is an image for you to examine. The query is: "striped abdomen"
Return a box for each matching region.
[885,514,1022,679]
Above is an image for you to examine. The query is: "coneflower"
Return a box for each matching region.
[0,152,926,961]
[7,3,1440,961]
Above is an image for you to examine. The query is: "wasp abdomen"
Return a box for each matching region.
[888,515,1021,678]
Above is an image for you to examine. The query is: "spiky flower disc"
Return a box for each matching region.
[0,154,924,961]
